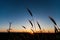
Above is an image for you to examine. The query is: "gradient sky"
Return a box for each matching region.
[0,0,60,31]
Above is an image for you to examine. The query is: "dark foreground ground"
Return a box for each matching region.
[0,32,60,40]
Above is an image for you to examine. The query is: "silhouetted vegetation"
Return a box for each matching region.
[0,32,60,40]
[0,8,60,40]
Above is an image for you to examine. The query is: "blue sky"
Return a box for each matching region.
[0,0,60,31]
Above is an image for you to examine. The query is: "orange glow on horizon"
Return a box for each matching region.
[0,28,55,33]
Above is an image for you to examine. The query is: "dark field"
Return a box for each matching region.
[0,32,60,40]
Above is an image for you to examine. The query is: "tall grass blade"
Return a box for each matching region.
[37,21,41,30]
[22,26,26,29]
[27,8,33,17]
[27,8,36,31]
[54,25,58,33]
[31,29,34,33]
[8,22,12,32]
[28,20,33,28]
[49,16,57,25]
[9,22,12,30]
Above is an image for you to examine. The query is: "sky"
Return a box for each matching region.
[0,0,60,32]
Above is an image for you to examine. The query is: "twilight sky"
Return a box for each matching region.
[0,0,60,32]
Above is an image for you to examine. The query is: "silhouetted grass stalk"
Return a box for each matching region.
[27,8,36,32]
[28,20,33,28]
[49,16,59,33]
[8,22,12,33]
[37,21,41,30]
[22,26,26,29]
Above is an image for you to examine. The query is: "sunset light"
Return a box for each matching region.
[0,0,60,40]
